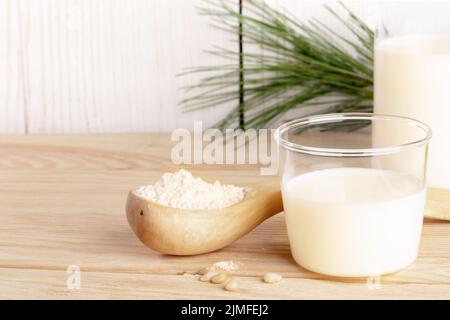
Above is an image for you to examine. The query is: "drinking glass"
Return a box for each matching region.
[274,113,432,277]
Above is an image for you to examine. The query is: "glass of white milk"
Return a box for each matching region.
[274,113,432,277]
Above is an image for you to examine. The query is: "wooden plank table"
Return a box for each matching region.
[0,134,449,299]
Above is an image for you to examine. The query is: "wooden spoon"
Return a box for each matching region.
[126,181,283,255]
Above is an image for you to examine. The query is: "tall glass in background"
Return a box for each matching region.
[374,11,450,191]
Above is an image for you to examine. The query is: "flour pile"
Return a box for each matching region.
[136,169,245,210]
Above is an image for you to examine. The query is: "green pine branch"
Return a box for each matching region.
[179,0,375,129]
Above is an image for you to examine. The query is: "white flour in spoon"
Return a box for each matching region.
[136,169,245,209]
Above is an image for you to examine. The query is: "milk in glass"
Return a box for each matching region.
[282,168,425,277]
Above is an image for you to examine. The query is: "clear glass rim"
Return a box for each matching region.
[274,113,432,157]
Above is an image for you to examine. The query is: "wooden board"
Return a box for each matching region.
[0,134,449,299]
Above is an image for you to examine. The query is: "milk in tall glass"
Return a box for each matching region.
[375,36,450,189]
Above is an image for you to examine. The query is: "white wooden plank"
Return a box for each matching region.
[0,0,27,133]
[14,0,238,133]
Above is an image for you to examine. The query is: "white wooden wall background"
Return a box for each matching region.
[1,0,450,133]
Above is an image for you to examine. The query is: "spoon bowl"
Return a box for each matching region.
[126,181,283,255]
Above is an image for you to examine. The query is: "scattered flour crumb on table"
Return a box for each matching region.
[136,169,245,209]
[182,273,200,279]
[213,260,240,272]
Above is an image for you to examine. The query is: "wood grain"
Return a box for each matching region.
[0,134,449,299]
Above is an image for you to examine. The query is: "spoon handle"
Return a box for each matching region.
[248,182,283,220]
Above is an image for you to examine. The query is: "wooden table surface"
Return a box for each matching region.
[0,134,449,299]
